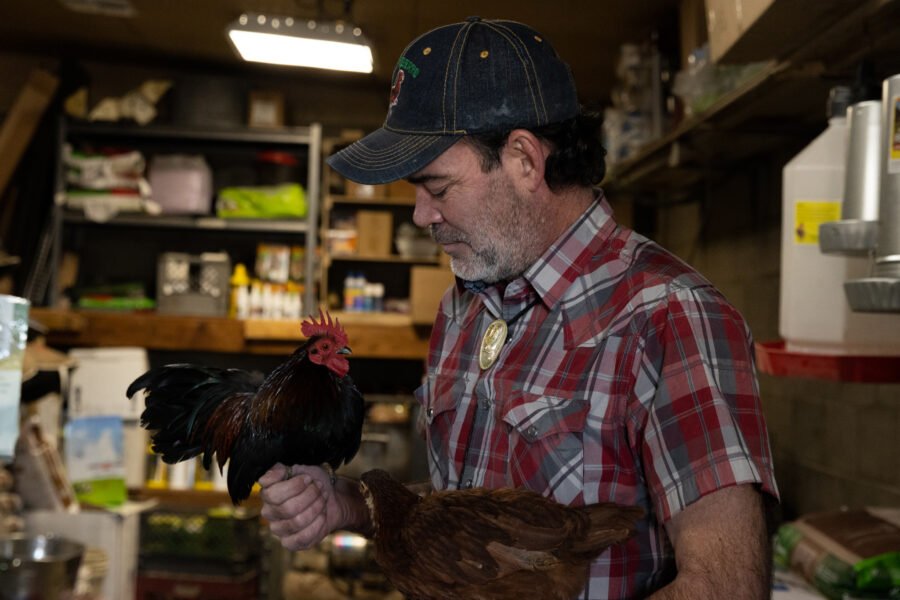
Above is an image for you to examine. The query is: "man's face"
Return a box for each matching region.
[409,140,544,283]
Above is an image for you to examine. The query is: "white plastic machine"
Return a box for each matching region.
[780,85,900,355]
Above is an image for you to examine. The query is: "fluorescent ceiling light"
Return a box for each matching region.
[59,0,136,17]
[226,13,373,74]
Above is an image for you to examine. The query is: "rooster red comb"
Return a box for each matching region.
[301,310,349,347]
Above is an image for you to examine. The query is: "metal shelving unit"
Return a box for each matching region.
[48,118,322,314]
[61,211,310,234]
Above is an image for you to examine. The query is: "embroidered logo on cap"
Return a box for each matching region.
[397,56,420,78]
[389,69,406,115]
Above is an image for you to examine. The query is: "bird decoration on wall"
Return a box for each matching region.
[128,311,365,504]
[359,469,644,600]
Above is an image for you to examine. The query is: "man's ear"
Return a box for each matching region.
[503,129,549,192]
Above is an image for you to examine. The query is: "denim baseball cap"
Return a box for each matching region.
[327,17,580,184]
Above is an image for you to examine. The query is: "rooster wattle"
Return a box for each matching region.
[127,311,365,504]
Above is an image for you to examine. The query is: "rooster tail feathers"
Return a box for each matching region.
[568,503,645,556]
[129,365,261,467]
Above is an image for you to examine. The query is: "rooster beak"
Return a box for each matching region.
[338,347,352,355]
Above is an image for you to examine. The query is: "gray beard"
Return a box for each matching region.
[430,175,541,283]
[432,225,534,284]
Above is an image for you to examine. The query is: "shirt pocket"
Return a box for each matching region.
[414,371,474,486]
[500,392,589,504]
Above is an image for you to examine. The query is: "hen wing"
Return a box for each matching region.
[402,489,582,585]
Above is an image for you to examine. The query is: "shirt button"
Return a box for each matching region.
[464,479,473,489]
[526,425,539,439]
[480,398,491,410]
[426,407,434,419]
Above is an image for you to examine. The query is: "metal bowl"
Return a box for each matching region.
[0,534,84,600]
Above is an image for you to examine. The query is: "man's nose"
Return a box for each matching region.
[413,188,443,228]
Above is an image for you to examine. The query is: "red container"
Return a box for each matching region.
[135,569,259,600]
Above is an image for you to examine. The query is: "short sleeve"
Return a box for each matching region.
[633,284,779,522]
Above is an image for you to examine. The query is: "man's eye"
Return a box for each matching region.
[428,187,448,198]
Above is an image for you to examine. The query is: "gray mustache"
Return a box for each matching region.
[430,225,464,245]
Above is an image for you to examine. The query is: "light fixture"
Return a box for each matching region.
[226,12,373,74]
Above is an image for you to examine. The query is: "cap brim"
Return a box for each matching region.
[326,127,461,185]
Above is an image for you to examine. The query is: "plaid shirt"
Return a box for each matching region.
[414,194,778,599]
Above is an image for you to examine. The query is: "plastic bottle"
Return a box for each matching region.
[261,283,273,319]
[284,289,302,320]
[228,263,250,318]
[363,284,376,312]
[353,273,368,312]
[780,87,900,354]
[235,284,250,319]
[343,272,355,311]
[249,281,263,318]
[0,295,29,459]
[344,271,366,312]
[373,283,385,313]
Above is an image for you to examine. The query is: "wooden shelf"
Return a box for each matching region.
[62,211,310,234]
[243,312,413,341]
[325,194,416,207]
[130,487,262,511]
[31,307,430,360]
[604,0,900,194]
[327,253,440,265]
[66,119,319,146]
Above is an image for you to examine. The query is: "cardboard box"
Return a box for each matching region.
[704,0,847,64]
[69,347,149,421]
[0,69,59,196]
[247,90,285,127]
[387,178,416,199]
[356,210,393,257]
[409,266,455,325]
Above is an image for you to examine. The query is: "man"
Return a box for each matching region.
[261,17,779,599]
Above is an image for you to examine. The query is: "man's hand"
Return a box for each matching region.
[259,463,371,550]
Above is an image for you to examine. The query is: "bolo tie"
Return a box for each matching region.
[478,296,541,370]
[457,294,541,490]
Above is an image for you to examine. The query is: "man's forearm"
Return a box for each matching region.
[652,485,773,600]
[333,476,374,537]
[647,563,770,600]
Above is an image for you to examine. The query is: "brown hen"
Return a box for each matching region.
[359,469,644,600]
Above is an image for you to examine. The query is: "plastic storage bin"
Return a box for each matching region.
[148,155,213,214]
[139,507,261,574]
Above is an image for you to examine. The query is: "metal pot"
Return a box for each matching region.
[0,534,84,600]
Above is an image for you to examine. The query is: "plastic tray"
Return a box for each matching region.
[755,341,900,383]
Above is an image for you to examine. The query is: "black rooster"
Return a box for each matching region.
[127,311,365,504]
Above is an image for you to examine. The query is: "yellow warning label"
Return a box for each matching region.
[794,200,841,245]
